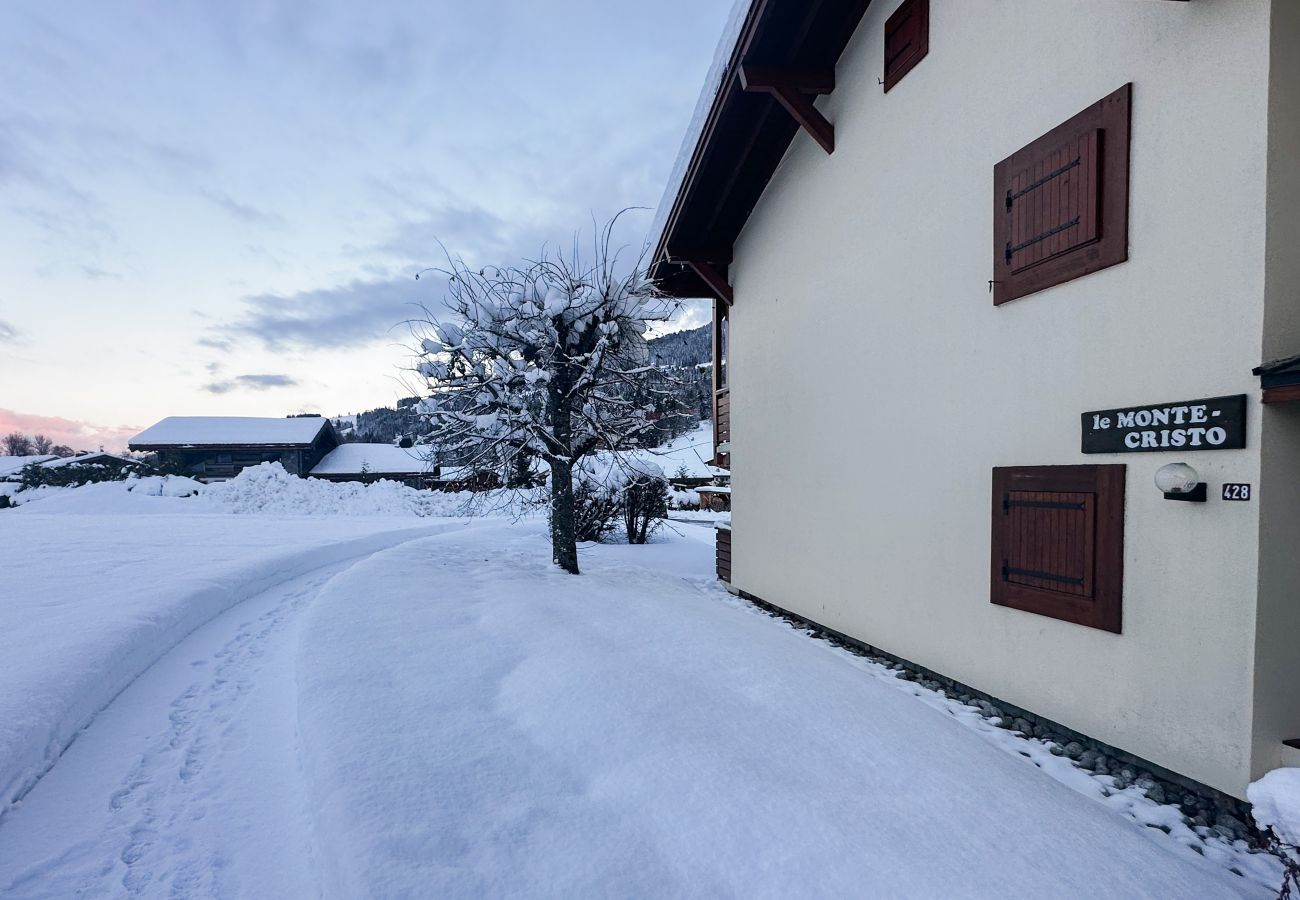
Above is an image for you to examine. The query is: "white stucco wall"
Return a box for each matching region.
[727,0,1273,797]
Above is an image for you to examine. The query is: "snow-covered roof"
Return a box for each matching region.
[642,422,722,479]
[310,443,433,476]
[41,452,140,469]
[651,0,873,298]
[649,0,754,252]
[0,455,58,478]
[130,416,331,448]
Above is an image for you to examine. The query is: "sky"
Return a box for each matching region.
[0,0,726,451]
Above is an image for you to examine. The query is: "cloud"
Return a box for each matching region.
[199,188,284,226]
[654,298,712,334]
[80,264,122,281]
[213,208,687,354]
[0,408,141,453]
[215,275,434,352]
[196,335,235,352]
[203,373,299,394]
[0,320,18,343]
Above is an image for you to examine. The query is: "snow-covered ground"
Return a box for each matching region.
[0,475,1285,898]
[642,420,721,480]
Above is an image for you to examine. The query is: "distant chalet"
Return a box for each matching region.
[309,442,435,489]
[129,416,340,482]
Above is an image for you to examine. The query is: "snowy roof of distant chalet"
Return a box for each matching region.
[641,422,723,479]
[310,443,433,476]
[40,452,141,469]
[130,416,332,449]
[0,455,58,478]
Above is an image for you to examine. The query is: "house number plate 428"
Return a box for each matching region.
[1222,483,1252,501]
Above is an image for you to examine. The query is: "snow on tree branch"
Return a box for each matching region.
[407,217,687,573]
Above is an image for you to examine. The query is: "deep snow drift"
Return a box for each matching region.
[5,461,481,517]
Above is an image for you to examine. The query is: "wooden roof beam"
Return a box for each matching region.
[739,64,835,154]
[681,255,734,306]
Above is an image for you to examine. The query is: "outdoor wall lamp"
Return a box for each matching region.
[1155,462,1206,502]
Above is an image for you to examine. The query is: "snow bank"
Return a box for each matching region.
[1250,768,1300,847]
[205,463,470,517]
[0,514,465,818]
[5,463,480,518]
[296,523,1264,898]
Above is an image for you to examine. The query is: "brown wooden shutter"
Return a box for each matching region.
[1001,490,1095,596]
[883,0,929,93]
[993,84,1131,305]
[1004,129,1100,274]
[991,465,1124,632]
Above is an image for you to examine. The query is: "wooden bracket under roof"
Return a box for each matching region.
[739,64,836,154]
[675,254,734,306]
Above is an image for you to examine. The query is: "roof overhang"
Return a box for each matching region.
[1254,353,1300,404]
[651,0,1189,302]
[651,0,874,300]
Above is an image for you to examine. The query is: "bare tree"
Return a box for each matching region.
[411,221,679,573]
[30,434,54,455]
[2,433,33,456]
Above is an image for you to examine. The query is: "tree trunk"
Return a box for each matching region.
[546,362,580,574]
[549,457,579,574]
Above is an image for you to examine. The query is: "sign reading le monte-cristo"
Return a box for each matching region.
[1081,395,1247,454]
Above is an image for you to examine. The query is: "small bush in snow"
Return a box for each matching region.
[566,481,624,543]
[623,474,668,545]
[564,455,667,544]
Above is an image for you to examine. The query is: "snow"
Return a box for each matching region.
[0,455,57,479]
[293,524,1269,899]
[642,420,722,480]
[129,415,331,447]
[310,442,433,475]
[0,491,1280,896]
[6,463,479,517]
[1250,767,1300,847]
[0,511,467,822]
[39,451,138,469]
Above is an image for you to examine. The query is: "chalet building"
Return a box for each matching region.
[309,442,437,489]
[653,0,1300,802]
[1,453,147,484]
[129,416,339,482]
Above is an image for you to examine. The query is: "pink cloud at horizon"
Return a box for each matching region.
[0,409,143,454]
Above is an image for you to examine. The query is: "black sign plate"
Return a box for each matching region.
[1081,395,1247,454]
[1222,483,1252,501]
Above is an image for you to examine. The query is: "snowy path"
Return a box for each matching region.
[0,518,1276,898]
[296,523,1270,899]
[0,543,441,898]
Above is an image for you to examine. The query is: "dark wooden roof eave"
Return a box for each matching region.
[652,0,875,299]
